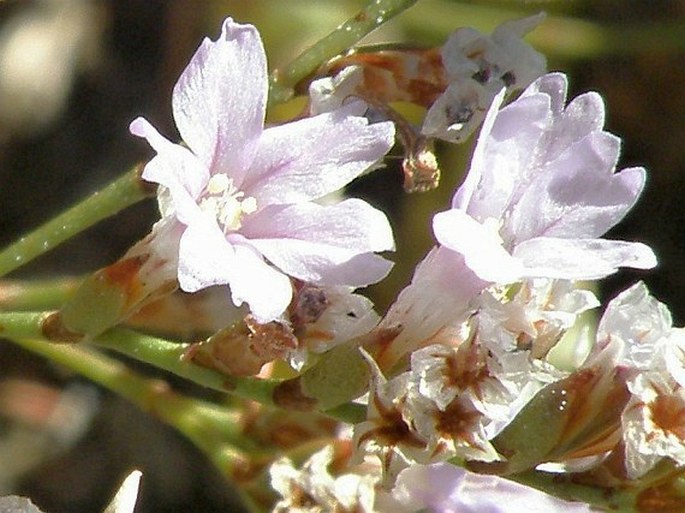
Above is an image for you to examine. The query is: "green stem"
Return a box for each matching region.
[0,277,81,310]
[0,311,365,423]
[0,311,280,405]
[0,164,154,278]
[9,337,258,475]
[96,329,367,424]
[267,0,419,106]
[95,328,280,406]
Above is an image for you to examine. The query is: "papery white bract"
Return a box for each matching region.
[589,282,685,479]
[477,279,599,361]
[622,373,685,479]
[288,284,381,371]
[270,445,379,513]
[130,18,395,323]
[434,72,657,284]
[594,281,674,371]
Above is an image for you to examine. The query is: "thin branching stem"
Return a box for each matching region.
[0,165,154,278]
[267,0,418,106]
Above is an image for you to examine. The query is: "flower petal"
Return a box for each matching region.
[452,91,551,221]
[513,237,657,280]
[172,18,266,182]
[177,219,235,292]
[180,221,291,322]
[509,131,646,241]
[243,105,395,204]
[519,72,568,114]
[243,199,394,251]
[433,209,523,283]
[129,117,208,225]
[541,91,606,163]
[451,88,506,211]
[391,463,594,513]
[229,244,293,323]
[242,200,394,285]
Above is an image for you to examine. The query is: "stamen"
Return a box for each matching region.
[200,173,258,232]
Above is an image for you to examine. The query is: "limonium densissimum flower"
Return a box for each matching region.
[129,18,396,323]
[433,72,657,283]
[388,462,594,512]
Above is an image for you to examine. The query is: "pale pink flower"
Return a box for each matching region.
[130,18,395,323]
[388,462,594,513]
[433,73,656,284]
[370,245,487,370]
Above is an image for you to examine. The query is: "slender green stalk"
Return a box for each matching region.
[268,0,419,106]
[10,337,258,475]
[0,277,81,310]
[96,329,367,423]
[0,164,154,278]
[0,311,50,338]
[0,310,366,423]
[0,311,281,404]
[95,328,280,406]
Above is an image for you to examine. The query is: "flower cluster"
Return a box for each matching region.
[126,14,671,511]
[12,7,684,513]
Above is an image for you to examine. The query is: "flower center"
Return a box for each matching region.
[200,173,257,232]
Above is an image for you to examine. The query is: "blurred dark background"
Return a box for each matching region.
[0,0,684,511]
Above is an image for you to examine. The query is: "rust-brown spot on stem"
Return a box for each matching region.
[41,311,84,343]
[101,255,148,309]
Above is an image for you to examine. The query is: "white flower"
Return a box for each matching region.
[270,446,379,512]
[594,281,674,372]
[288,285,381,370]
[589,282,685,478]
[477,279,599,360]
[130,18,395,323]
[387,462,594,513]
[434,73,656,283]
[622,373,685,479]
